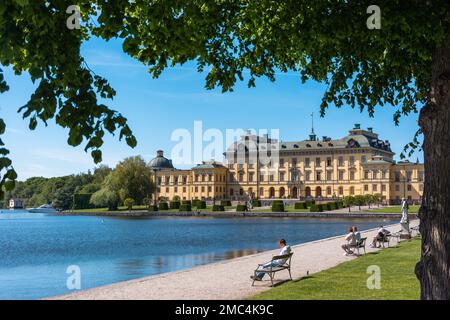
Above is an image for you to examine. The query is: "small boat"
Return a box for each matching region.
[27,204,57,213]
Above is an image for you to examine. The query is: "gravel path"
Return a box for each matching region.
[51,219,419,300]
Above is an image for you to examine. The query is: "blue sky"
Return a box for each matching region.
[0,37,422,180]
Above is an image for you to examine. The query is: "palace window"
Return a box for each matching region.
[349,156,355,166]
[395,184,400,191]
[208,174,213,181]
[183,187,186,193]
[182,176,187,185]
[361,155,367,163]
[279,159,284,167]
[279,172,285,181]
[419,171,424,182]
[174,177,179,185]
[249,172,254,182]
[350,170,355,180]
[174,187,178,193]
[407,184,412,191]
[364,171,369,180]
[327,187,332,195]
[326,170,333,180]
[239,173,244,182]
[201,186,205,192]
[291,158,297,166]
[364,185,369,191]
[338,156,344,167]
[291,172,298,182]
[395,172,400,182]
[202,175,206,182]
[339,170,344,180]
[326,157,332,167]
[316,172,322,181]
[306,171,311,181]
[259,174,264,182]
[406,171,412,182]
[269,174,274,182]
[350,186,355,195]
[166,187,169,192]
[165,176,170,185]
[305,158,310,168]
[315,157,321,167]
[208,186,212,192]
[157,177,162,185]
[373,184,378,192]
[195,175,199,182]
[339,186,344,195]
[259,188,264,196]
[382,184,386,192]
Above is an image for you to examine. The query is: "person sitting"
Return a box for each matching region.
[250,239,291,281]
[341,227,356,256]
[352,226,361,242]
[369,226,391,248]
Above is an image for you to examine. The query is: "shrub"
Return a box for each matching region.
[305,200,316,207]
[212,205,225,211]
[196,200,206,209]
[337,201,344,209]
[294,202,307,209]
[192,199,200,207]
[325,203,333,211]
[252,199,261,207]
[170,201,180,209]
[158,202,169,210]
[310,204,323,212]
[179,204,191,211]
[124,198,134,211]
[73,193,93,210]
[236,204,247,212]
[182,200,192,206]
[172,195,180,201]
[148,205,158,212]
[272,202,285,212]
[220,200,232,206]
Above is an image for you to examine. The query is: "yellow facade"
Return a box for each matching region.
[150,125,424,204]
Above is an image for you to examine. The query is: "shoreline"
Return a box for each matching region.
[58,210,405,219]
[50,218,419,300]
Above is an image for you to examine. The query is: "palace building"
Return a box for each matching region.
[150,124,424,204]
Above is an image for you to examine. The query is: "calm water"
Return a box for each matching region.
[0,210,396,299]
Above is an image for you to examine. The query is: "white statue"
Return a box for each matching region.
[400,197,409,224]
[400,197,411,238]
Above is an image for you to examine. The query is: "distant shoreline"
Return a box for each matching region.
[58,210,406,219]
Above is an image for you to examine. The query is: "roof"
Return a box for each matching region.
[192,161,226,170]
[225,128,393,155]
[148,150,174,170]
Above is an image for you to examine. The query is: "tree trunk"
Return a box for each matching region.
[415,46,450,300]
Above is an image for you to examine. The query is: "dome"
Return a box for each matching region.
[148,150,174,170]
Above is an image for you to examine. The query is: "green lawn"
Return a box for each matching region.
[251,239,420,300]
[367,205,419,214]
[72,205,235,213]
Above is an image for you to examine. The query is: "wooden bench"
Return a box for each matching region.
[252,253,293,286]
[348,237,367,255]
[377,233,391,248]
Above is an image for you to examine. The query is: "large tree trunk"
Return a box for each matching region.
[415,46,450,300]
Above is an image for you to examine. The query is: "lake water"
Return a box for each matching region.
[0,210,396,299]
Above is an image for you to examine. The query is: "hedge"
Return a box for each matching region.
[170,201,180,209]
[196,200,207,209]
[236,204,247,212]
[220,200,232,206]
[337,201,344,209]
[294,202,307,209]
[158,202,169,210]
[272,202,285,212]
[305,200,316,207]
[73,193,93,210]
[179,204,192,211]
[252,199,261,207]
[212,205,225,211]
[182,200,191,205]
[192,199,200,207]
[148,205,158,212]
[310,204,323,212]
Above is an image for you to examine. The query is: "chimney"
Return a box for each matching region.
[367,127,373,133]
[354,123,361,130]
[157,150,164,157]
